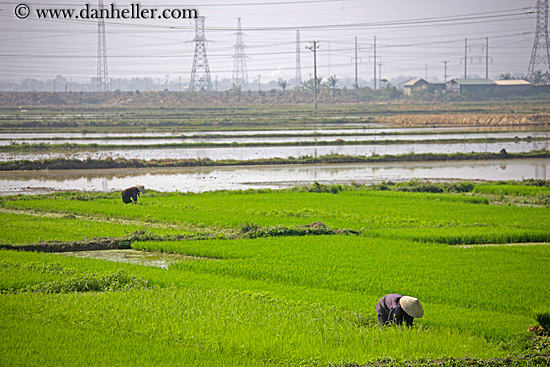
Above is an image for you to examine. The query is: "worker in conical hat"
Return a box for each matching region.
[376,294,424,327]
[121,185,145,204]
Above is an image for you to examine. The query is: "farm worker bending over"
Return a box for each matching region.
[122,185,145,204]
[376,294,424,327]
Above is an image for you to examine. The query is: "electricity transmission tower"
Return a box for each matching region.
[96,0,108,92]
[527,0,550,80]
[232,18,248,88]
[295,30,302,86]
[189,16,213,92]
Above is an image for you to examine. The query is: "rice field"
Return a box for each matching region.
[0,183,549,366]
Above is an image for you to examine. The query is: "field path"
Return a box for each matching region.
[0,207,234,237]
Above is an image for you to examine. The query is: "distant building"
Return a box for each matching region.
[403,79,429,95]
[427,83,446,94]
[447,78,496,94]
[493,79,531,95]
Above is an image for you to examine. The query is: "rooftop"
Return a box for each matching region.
[493,80,531,86]
[450,78,496,86]
[404,79,428,87]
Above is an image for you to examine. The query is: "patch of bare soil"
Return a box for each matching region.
[384,113,550,127]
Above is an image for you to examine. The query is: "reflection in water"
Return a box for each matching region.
[1,159,548,196]
[1,141,549,162]
[1,131,548,146]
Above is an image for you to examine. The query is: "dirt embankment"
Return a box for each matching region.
[384,113,550,127]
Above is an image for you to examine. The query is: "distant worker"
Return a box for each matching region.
[121,185,145,204]
[376,294,424,327]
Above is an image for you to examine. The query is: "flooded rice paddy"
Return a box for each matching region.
[1,140,548,162]
[1,130,548,146]
[1,125,549,195]
[1,159,548,196]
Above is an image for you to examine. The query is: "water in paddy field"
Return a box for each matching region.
[0,159,548,196]
[1,131,548,146]
[1,124,549,195]
[58,249,204,269]
[1,140,548,162]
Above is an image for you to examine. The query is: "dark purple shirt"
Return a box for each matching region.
[122,186,140,204]
[376,294,414,327]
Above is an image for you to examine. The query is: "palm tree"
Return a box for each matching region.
[277,79,288,92]
[326,75,338,89]
[530,70,544,84]
[500,73,512,80]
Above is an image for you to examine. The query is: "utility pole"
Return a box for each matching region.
[328,38,331,76]
[354,36,359,90]
[295,30,302,86]
[480,37,493,80]
[374,36,376,90]
[442,60,450,84]
[178,76,181,92]
[258,75,261,92]
[425,64,428,81]
[96,0,109,92]
[378,62,383,88]
[485,37,489,79]
[306,40,320,109]
[464,38,468,79]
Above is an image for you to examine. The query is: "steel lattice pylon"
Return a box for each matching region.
[96,0,109,92]
[232,18,248,88]
[527,0,550,81]
[189,16,213,92]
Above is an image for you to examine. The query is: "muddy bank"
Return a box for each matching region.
[0,232,143,253]
[385,113,550,127]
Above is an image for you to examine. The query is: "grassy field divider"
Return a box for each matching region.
[365,227,550,246]
[1,150,549,171]
[0,221,359,253]
[2,136,548,152]
[0,230,159,252]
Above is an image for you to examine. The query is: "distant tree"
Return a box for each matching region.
[231,84,242,94]
[277,79,288,92]
[500,73,513,80]
[544,71,550,83]
[300,77,323,92]
[326,75,339,89]
[530,70,544,84]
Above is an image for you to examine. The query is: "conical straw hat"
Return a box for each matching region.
[136,185,145,193]
[399,296,424,318]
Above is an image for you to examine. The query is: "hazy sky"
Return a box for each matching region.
[0,0,541,85]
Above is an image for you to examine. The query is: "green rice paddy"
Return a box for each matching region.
[1,183,549,366]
